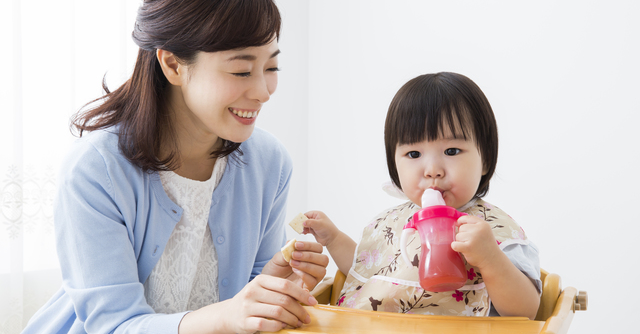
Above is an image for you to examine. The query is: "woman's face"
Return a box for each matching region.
[172,39,280,144]
[394,129,486,209]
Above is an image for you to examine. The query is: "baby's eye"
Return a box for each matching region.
[444,148,461,156]
[232,72,251,77]
[407,151,421,159]
[266,67,280,72]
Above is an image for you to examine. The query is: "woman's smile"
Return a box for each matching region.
[229,107,259,125]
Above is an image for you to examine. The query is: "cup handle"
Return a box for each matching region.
[400,228,415,267]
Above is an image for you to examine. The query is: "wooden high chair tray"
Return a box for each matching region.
[274,305,545,334]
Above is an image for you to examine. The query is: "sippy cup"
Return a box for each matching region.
[400,189,467,292]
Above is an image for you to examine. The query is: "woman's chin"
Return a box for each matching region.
[222,126,255,144]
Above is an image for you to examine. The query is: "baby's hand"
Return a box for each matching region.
[450,215,502,271]
[301,211,340,247]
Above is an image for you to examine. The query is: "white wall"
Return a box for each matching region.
[260,0,310,239]
[266,1,639,333]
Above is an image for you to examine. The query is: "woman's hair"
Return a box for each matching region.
[384,72,498,198]
[71,0,282,171]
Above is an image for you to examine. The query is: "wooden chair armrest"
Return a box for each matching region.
[330,270,347,306]
[310,270,347,306]
[311,276,334,305]
[536,271,562,321]
[541,287,588,334]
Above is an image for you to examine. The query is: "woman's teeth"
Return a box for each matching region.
[231,108,258,118]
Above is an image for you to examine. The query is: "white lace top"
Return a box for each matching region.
[143,156,227,313]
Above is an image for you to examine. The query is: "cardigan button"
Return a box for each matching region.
[217,236,225,244]
[221,278,229,287]
[152,245,159,256]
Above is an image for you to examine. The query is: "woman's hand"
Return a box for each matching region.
[262,240,329,290]
[178,275,318,333]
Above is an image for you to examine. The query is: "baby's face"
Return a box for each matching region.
[395,135,486,209]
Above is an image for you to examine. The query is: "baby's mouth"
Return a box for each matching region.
[230,108,259,119]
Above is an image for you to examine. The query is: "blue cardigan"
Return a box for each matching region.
[22,127,292,334]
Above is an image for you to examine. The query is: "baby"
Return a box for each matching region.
[303,72,541,318]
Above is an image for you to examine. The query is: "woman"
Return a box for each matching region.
[22,0,327,333]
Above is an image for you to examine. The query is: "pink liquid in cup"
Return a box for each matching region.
[418,243,467,292]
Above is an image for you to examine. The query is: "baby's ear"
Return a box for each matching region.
[482,162,489,176]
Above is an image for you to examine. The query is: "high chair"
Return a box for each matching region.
[274,268,587,334]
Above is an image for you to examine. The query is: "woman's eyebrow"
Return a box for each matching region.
[226,49,281,62]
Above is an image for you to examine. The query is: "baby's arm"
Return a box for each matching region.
[451,215,540,320]
[303,211,356,276]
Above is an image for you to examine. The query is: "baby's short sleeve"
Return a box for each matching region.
[503,241,542,293]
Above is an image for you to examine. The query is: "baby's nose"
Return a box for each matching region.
[424,163,444,178]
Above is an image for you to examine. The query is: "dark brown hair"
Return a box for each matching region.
[384,72,498,198]
[71,0,282,171]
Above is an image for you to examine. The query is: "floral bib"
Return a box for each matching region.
[337,198,529,316]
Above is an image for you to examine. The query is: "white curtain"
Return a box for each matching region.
[0,1,139,332]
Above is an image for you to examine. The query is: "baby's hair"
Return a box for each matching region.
[384,72,498,198]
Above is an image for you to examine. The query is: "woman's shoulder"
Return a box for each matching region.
[71,127,119,154]
[61,128,144,184]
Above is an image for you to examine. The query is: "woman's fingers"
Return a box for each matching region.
[293,240,324,254]
[231,276,314,332]
[252,275,316,321]
[289,241,329,289]
[246,289,305,328]
[290,265,323,291]
[243,316,287,333]
[290,250,329,273]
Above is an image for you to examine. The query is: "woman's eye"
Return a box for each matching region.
[407,151,421,159]
[232,72,251,77]
[444,148,461,156]
[267,67,280,72]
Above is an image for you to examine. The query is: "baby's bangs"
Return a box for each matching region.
[392,93,476,146]
[428,103,476,142]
